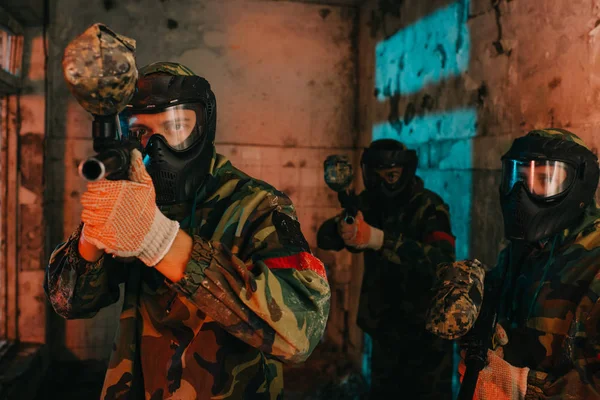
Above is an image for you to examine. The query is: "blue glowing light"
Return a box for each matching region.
[362,333,373,388]
[367,1,472,398]
[375,1,470,98]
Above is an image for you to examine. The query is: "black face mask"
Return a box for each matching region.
[120,102,213,205]
[500,135,599,243]
[361,148,418,199]
[144,132,214,205]
[120,72,218,206]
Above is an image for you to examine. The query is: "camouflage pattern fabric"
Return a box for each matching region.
[527,128,590,149]
[317,176,456,399]
[138,61,196,77]
[425,259,487,340]
[483,200,600,400]
[475,129,600,399]
[45,153,331,400]
[62,23,137,116]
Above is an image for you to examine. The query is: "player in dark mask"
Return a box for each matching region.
[428,129,600,399]
[317,138,456,399]
[118,63,216,207]
[360,139,418,201]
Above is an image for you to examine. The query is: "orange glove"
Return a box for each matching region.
[458,324,528,400]
[80,149,180,267]
[337,211,383,250]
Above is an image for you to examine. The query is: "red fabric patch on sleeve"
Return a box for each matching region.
[424,231,455,247]
[261,252,327,280]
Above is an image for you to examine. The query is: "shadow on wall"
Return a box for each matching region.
[372,0,473,260]
[363,0,496,397]
[366,0,515,267]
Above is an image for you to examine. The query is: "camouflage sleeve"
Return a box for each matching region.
[524,272,600,399]
[380,198,456,268]
[44,223,126,319]
[167,192,331,364]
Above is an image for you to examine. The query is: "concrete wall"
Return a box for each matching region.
[27,0,600,371]
[0,27,48,344]
[45,0,358,360]
[357,0,600,267]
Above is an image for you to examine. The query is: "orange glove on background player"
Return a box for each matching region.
[338,210,383,250]
[458,324,529,400]
[80,149,180,267]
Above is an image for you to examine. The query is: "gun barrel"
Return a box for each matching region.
[78,148,130,181]
[79,157,106,181]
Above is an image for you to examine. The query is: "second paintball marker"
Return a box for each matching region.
[324,155,358,224]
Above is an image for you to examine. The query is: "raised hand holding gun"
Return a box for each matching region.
[425,259,528,400]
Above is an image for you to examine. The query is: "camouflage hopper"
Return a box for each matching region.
[62,23,138,116]
[324,155,354,193]
[425,259,487,340]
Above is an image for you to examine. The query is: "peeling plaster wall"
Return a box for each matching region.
[0,26,47,344]
[46,0,357,360]
[358,0,600,267]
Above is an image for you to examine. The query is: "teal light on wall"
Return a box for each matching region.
[366,1,473,398]
[374,1,470,98]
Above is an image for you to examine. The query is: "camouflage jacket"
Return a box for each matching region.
[44,154,331,400]
[488,203,600,399]
[317,177,456,342]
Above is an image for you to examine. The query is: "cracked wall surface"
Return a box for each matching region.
[31,0,600,370]
[45,0,357,360]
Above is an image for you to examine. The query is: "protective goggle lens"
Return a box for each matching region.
[120,104,203,150]
[374,167,403,185]
[501,159,575,198]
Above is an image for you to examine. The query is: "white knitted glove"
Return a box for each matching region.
[338,211,384,250]
[80,149,179,266]
[459,324,529,400]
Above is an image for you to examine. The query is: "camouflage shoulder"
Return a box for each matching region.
[568,208,600,252]
[212,154,294,208]
[418,188,448,208]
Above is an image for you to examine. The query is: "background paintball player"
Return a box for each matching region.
[44,25,330,400]
[428,129,600,399]
[317,139,456,399]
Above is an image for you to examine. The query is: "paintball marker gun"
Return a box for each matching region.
[324,155,358,224]
[457,279,502,400]
[62,23,139,182]
[424,258,508,400]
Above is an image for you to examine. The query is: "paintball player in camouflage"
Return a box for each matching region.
[44,62,331,400]
[429,129,600,399]
[317,139,456,399]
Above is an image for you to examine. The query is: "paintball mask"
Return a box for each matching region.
[361,139,418,199]
[119,62,217,206]
[500,129,599,242]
